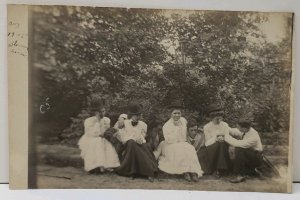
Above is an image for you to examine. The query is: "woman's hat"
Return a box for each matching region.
[207,104,223,114]
[167,100,184,109]
[89,99,105,111]
[207,104,224,117]
[128,103,143,115]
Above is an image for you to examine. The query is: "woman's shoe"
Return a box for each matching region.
[99,167,105,173]
[191,173,199,182]
[148,177,154,182]
[106,168,114,172]
[184,173,192,182]
[88,167,100,174]
[229,175,246,183]
[214,170,221,178]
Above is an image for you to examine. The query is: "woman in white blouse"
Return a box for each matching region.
[156,101,203,182]
[116,103,158,181]
[203,104,231,176]
[78,100,120,173]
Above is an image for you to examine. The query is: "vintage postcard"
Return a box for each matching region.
[8,4,294,192]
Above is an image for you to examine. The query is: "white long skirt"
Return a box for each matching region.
[78,135,120,171]
[157,141,203,177]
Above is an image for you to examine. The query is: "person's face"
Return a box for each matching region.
[118,117,125,123]
[131,114,141,122]
[212,115,223,124]
[171,109,181,121]
[188,126,198,138]
[95,107,106,117]
[237,125,249,133]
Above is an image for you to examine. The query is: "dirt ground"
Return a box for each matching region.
[35,164,288,192]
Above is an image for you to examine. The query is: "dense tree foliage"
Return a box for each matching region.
[31,6,293,145]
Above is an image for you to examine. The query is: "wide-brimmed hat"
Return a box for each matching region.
[89,99,105,111]
[128,103,143,115]
[207,104,223,114]
[167,100,184,110]
[207,104,224,117]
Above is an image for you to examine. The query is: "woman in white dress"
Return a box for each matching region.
[78,100,120,173]
[156,101,203,182]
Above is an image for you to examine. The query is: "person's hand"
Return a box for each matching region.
[118,121,125,129]
[216,135,225,142]
[136,137,144,144]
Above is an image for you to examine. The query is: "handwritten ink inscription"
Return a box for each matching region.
[8,20,28,57]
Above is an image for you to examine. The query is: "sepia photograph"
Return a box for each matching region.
[10,5,294,192]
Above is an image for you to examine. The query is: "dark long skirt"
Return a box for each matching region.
[205,142,231,174]
[233,147,263,175]
[197,147,209,174]
[116,139,158,177]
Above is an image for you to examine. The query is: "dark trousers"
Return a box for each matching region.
[205,142,231,174]
[233,147,263,175]
[116,140,158,177]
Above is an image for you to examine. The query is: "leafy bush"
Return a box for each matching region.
[31,7,292,146]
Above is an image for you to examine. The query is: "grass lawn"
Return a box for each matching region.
[34,144,289,192]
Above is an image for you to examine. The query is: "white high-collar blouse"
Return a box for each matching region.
[162,117,187,144]
[119,119,147,143]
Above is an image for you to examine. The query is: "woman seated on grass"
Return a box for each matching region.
[203,104,231,177]
[78,99,120,174]
[155,101,203,182]
[115,103,158,182]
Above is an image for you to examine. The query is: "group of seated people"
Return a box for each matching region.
[78,99,265,183]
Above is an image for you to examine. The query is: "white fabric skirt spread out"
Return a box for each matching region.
[78,135,120,171]
[157,141,203,177]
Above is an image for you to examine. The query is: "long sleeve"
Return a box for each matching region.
[120,121,131,143]
[180,118,188,142]
[189,134,205,152]
[102,117,111,133]
[116,127,127,143]
[113,122,118,129]
[229,128,243,139]
[225,134,257,149]
[204,126,216,146]
[140,122,147,139]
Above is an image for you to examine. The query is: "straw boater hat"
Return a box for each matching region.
[167,100,184,110]
[128,103,143,115]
